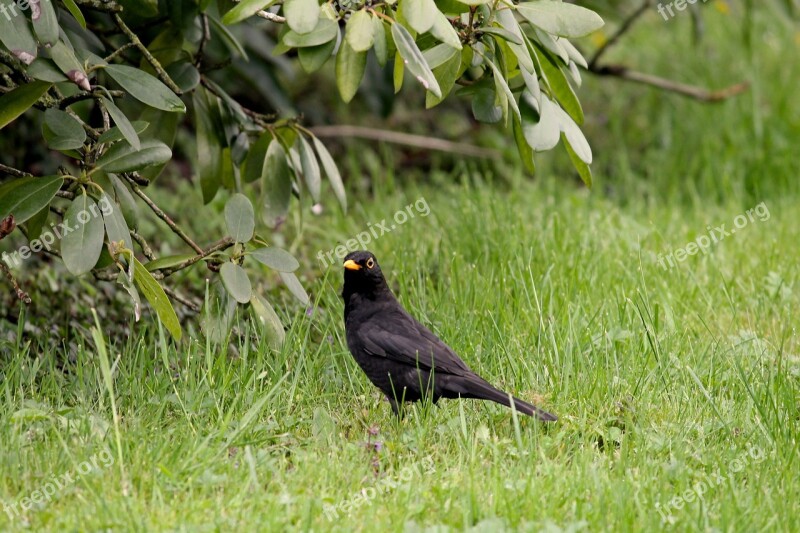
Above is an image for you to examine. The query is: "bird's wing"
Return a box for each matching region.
[358,311,472,375]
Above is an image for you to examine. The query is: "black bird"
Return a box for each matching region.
[342,250,557,421]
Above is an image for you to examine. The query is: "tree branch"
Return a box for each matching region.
[231,0,286,23]
[121,175,204,254]
[113,14,183,95]
[310,125,501,159]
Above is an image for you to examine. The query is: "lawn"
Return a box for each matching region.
[1,4,799,532]
[2,176,798,531]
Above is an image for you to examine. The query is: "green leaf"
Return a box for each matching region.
[298,39,337,73]
[533,44,583,124]
[145,254,197,271]
[401,0,437,34]
[132,257,182,341]
[0,82,52,130]
[49,40,91,91]
[298,136,321,201]
[520,93,559,151]
[346,10,374,52]
[27,59,68,82]
[262,141,292,229]
[426,46,462,108]
[471,86,502,124]
[430,10,461,49]
[61,193,105,276]
[94,140,172,174]
[282,18,339,47]
[222,0,277,25]
[0,175,63,224]
[105,65,186,113]
[107,173,139,228]
[100,192,133,251]
[208,14,249,60]
[43,108,87,150]
[0,6,37,64]
[220,262,252,304]
[516,1,604,38]
[243,132,271,183]
[423,43,459,69]
[225,193,255,243]
[495,8,534,73]
[31,0,60,47]
[512,114,536,175]
[391,23,441,98]
[61,0,86,28]
[485,57,519,124]
[335,40,367,103]
[193,89,223,203]
[97,121,149,145]
[284,0,319,34]
[373,18,389,66]
[279,271,309,305]
[480,26,523,46]
[250,247,299,272]
[563,133,592,187]
[250,294,285,349]
[312,137,347,214]
[25,206,50,241]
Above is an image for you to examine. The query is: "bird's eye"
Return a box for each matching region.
[366,258,375,269]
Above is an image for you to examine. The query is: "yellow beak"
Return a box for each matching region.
[343,259,361,271]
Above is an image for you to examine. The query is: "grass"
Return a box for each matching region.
[2,4,800,532]
[1,178,798,531]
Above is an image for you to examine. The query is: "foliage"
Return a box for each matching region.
[0,0,603,341]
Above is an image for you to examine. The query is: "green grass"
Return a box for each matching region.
[1,178,798,531]
[2,5,800,532]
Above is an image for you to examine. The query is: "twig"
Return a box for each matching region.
[163,286,201,313]
[310,125,502,159]
[159,237,235,276]
[113,14,183,95]
[131,231,157,261]
[73,0,122,12]
[591,65,750,102]
[231,0,286,23]
[0,163,32,178]
[59,89,125,109]
[121,176,204,254]
[589,0,652,69]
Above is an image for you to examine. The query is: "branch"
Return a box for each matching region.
[112,14,183,95]
[231,0,286,23]
[582,0,748,102]
[589,0,653,69]
[310,125,501,159]
[0,163,32,179]
[159,237,235,276]
[122,175,204,254]
[590,65,750,102]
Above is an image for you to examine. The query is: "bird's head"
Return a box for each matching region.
[342,250,388,298]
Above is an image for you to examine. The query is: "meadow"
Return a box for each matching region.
[1,4,798,531]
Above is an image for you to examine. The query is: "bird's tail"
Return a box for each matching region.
[455,376,558,422]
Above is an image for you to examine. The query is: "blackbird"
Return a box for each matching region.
[342,250,557,421]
